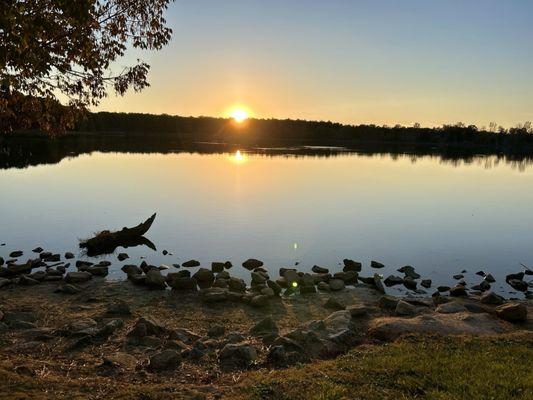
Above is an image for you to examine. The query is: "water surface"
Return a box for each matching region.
[1,143,532,297]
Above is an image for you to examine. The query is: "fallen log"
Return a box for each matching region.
[80,213,157,256]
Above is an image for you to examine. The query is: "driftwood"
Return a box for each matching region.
[80,213,157,256]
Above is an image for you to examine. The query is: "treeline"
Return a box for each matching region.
[76,112,533,151]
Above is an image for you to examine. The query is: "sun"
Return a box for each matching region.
[230,108,249,123]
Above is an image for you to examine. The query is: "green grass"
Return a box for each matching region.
[229,334,533,400]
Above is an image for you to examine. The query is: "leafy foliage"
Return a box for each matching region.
[0,0,173,135]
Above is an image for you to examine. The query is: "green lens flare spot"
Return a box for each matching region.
[292,281,298,288]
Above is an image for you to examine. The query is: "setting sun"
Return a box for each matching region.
[230,108,249,123]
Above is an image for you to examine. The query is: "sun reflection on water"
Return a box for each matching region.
[230,150,247,164]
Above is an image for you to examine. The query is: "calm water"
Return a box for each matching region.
[1,143,532,297]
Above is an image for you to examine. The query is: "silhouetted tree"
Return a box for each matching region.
[0,0,173,135]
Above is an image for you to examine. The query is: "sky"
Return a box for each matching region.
[96,0,533,128]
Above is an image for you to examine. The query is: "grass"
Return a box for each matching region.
[0,334,531,399]
[229,334,533,400]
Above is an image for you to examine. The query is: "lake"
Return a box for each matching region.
[1,138,532,298]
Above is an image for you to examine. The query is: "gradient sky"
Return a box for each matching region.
[97,0,533,127]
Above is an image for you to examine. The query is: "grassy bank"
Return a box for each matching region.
[0,334,531,399]
[229,334,533,400]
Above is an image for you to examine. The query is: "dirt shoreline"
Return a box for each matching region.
[0,278,531,399]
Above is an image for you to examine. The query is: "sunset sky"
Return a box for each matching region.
[97,0,533,128]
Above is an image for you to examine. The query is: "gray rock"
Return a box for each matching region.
[267,279,282,296]
[182,259,201,268]
[145,269,166,289]
[384,275,404,286]
[343,259,362,272]
[453,274,464,280]
[395,300,418,316]
[250,294,269,307]
[495,302,527,322]
[373,274,386,293]
[193,268,215,288]
[329,279,345,291]
[484,273,496,283]
[200,287,228,303]
[122,264,142,275]
[317,281,330,291]
[65,271,92,283]
[347,305,369,317]
[379,295,399,309]
[149,349,181,371]
[228,277,246,292]
[436,302,467,314]
[251,271,267,285]
[219,343,257,368]
[479,291,505,305]
[86,265,109,277]
[242,259,263,270]
[9,251,23,258]
[421,279,432,289]
[312,265,329,274]
[250,316,278,336]
[370,260,385,269]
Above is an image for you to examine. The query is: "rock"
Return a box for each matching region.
[251,271,267,285]
[506,272,524,282]
[200,287,228,303]
[324,310,353,333]
[312,265,329,274]
[373,274,386,293]
[86,265,109,277]
[324,297,345,311]
[193,268,215,288]
[484,273,496,283]
[384,275,404,286]
[475,270,485,276]
[0,277,10,288]
[395,300,417,316]
[437,286,451,292]
[508,279,528,292]
[449,285,468,297]
[370,260,385,269]
[317,281,330,291]
[162,250,168,255]
[329,279,345,291]
[122,264,142,275]
[219,343,257,368]
[260,287,275,297]
[403,277,418,291]
[471,280,491,292]
[211,262,226,273]
[64,252,74,259]
[379,295,399,309]
[453,274,464,280]
[128,273,146,286]
[242,259,263,270]
[495,303,527,322]
[421,279,432,288]
[436,302,467,314]
[182,259,201,268]
[117,253,129,261]
[166,274,197,291]
[148,349,181,371]
[19,275,39,286]
[334,271,358,284]
[369,313,512,341]
[9,251,23,258]
[347,305,369,317]
[55,283,81,294]
[228,277,246,292]
[65,271,92,283]
[479,291,505,305]
[267,279,282,296]
[343,259,362,272]
[97,318,124,337]
[32,247,43,253]
[145,269,166,289]
[105,300,131,316]
[0,257,3,266]
[267,345,287,364]
[75,260,93,269]
[208,325,226,337]
[250,317,278,336]
[250,294,269,307]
